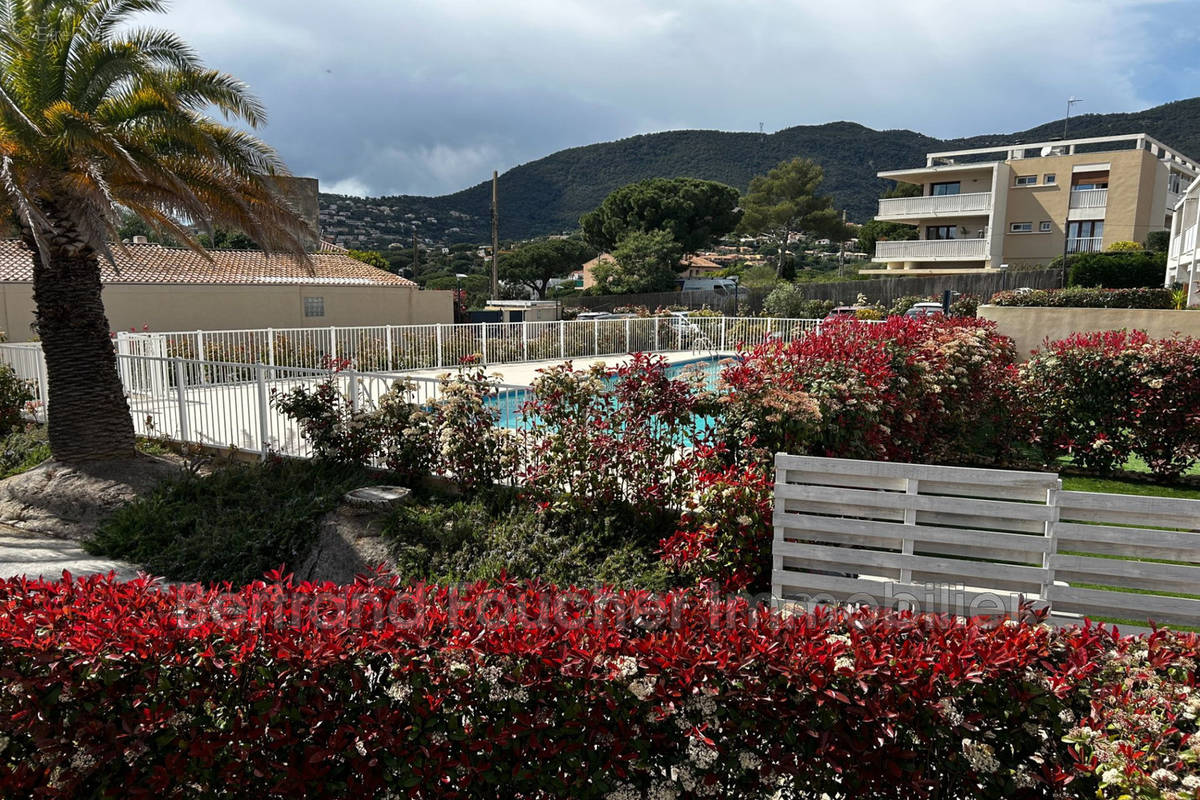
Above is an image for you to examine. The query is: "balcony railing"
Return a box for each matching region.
[1172,223,1197,259]
[1066,237,1104,254]
[874,238,990,261]
[1069,189,1108,209]
[877,192,992,218]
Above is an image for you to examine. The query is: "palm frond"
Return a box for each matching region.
[0,0,311,267]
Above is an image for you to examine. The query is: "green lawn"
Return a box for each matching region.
[1061,474,1200,500]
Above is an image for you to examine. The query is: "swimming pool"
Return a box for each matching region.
[487,355,727,436]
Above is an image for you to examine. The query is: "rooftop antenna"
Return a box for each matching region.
[1063,97,1083,139]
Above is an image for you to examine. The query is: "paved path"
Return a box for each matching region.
[0,528,142,582]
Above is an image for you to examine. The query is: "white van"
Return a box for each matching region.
[677,278,744,297]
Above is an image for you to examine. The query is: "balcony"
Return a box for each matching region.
[876,191,992,220]
[1069,188,1108,210]
[874,238,990,262]
[1170,223,1197,259]
[1066,237,1103,254]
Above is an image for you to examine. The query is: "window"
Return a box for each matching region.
[1043,173,1056,185]
[1067,220,1104,252]
[926,225,957,240]
[930,181,961,196]
[1014,175,1037,186]
[1039,221,1052,232]
[1010,222,1033,233]
[303,297,325,318]
[1072,182,1109,191]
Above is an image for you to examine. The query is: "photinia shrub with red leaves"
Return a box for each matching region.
[519,353,710,520]
[716,317,1019,465]
[2,572,1197,799]
[1018,331,1200,478]
[658,456,774,593]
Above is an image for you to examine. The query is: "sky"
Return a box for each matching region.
[152,0,1200,198]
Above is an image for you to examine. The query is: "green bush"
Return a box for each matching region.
[886,295,927,317]
[990,286,1174,309]
[88,459,372,584]
[0,364,32,434]
[1144,230,1170,253]
[761,282,833,318]
[384,497,670,591]
[0,425,49,480]
[1062,250,1166,289]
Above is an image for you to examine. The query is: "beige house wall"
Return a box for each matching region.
[979,304,1200,359]
[0,283,454,341]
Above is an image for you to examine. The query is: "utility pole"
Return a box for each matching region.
[490,171,500,301]
[838,209,848,277]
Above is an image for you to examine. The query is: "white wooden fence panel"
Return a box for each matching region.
[774,455,1200,631]
[774,456,1059,618]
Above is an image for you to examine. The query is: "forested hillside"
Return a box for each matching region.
[320,97,1200,245]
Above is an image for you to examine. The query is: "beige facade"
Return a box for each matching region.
[866,134,1197,275]
[979,305,1200,359]
[0,282,454,342]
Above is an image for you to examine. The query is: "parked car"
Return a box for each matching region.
[824,306,865,321]
[676,278,746,298]
[574,311,626,321]
[904,302,945,319]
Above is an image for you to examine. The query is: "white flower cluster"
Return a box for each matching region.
[738,749,762,771]
[604,783,639,800]
[480,663,529,702]
[647,780,678,800]
[629,676,656,701]
[385,680,412,703]
[685,693,717,719]
[610,655,639,680]
[961,738,999,774]
[687,737,718,770]
[937,697,964,727]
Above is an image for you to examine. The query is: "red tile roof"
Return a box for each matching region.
[0,240,416,287]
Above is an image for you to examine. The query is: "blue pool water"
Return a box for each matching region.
[488,356,726,440]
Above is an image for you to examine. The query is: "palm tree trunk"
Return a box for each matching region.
[24,222,137,463]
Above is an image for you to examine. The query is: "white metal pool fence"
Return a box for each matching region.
[0,315,832,456]
[7,353,533,459]
[113,316,823,373]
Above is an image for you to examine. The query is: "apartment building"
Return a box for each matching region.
[1167,175,1200,306]
[865,133,1197,275]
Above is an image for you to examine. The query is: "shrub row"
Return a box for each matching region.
[1,573,1197,799]
[1020,330,1200,477]
[1062,249,1167,289]
[989,286,1175,309]
[714,317,1018,465]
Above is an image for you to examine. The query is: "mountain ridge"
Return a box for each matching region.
[318,97,1200,245]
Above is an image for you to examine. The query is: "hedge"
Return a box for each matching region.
[1062,250,1166,289]
[2,573,1199,799]
[1019,330,1200,477]
[989,286,1175,309]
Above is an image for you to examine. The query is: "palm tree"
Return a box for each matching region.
[0,0,311,463]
